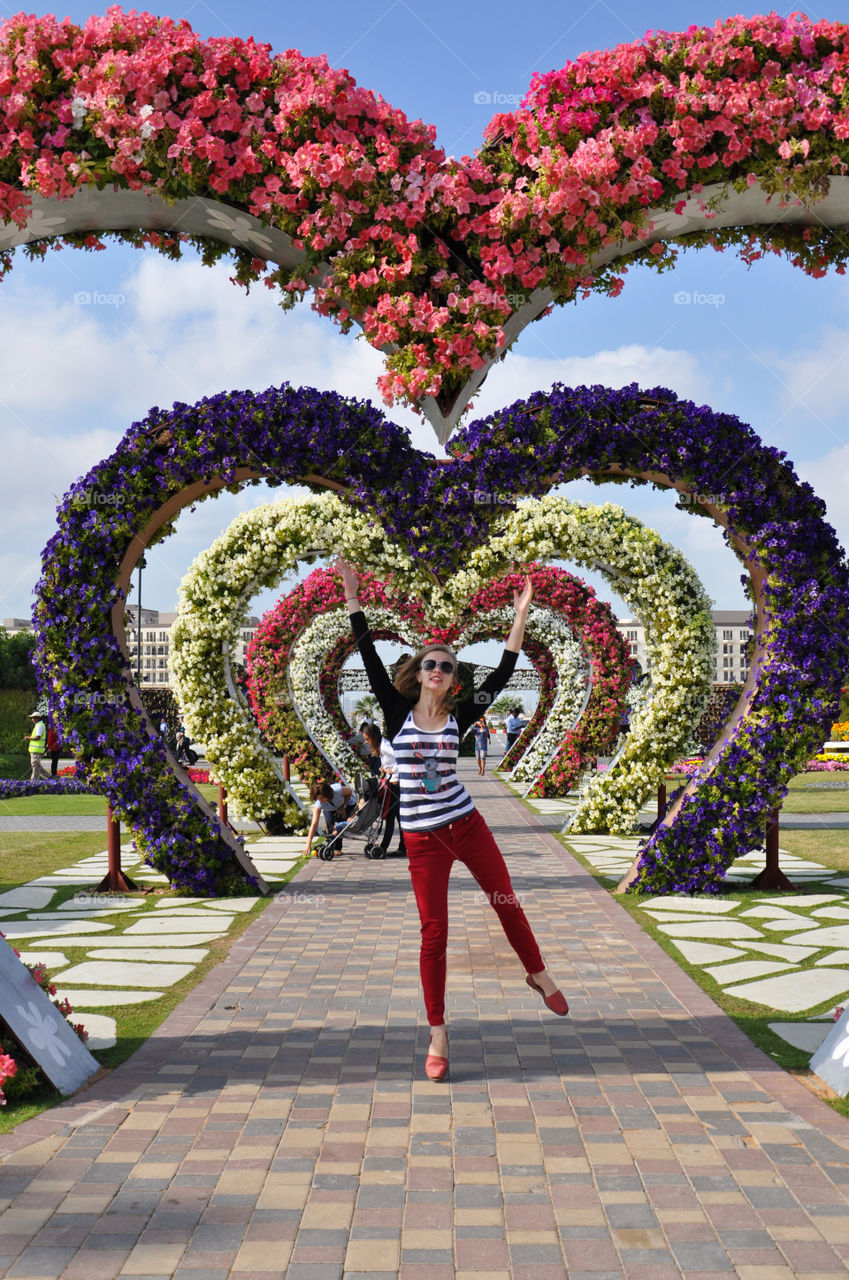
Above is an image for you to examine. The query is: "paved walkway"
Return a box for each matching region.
[2,778,849,1279]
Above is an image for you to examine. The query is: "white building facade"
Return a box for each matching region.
[616,609,753,685]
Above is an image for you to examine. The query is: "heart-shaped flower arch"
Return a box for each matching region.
[167,487,710,842]
[4,12,849,438]
[284,598,589,789]
[244,565,630,795]
[34,381,849,894]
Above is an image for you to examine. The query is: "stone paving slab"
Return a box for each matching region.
[1,775,849,1280]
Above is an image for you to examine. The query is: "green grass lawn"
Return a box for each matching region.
[0,827,306,1132]
[0,782,221,818]
[558,823,849,1119]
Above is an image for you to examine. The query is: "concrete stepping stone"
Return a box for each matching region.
[151,897,208,907]
[782,924,849,947]
[724,968,849,1012]
[826,877,849,889]
[57,960,195,987]
[25,910,135,921]
[124,918,231,935]
[768,1022,831,1052]
[641,897,737,913]
[55,895,139,912]
[740,905,809,920]
[0,919,114,938]
[87,947,208,962]
[74,1013,116,1049]
[0,887,57,909]
[760,893,845,906]
[135,907,228,918]
[18,951,69,967]
[670,940,744,964]
[705,959,795,984]
[643,911,729,923]
[55,988,162,1007]
[653,919,766,940]
[32,932,223,949]
[810,906,849,920]
[204,899,258,911]
[740,941,821,962]
[816,950,849,965]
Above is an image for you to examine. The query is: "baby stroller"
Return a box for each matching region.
[317,773,388,861]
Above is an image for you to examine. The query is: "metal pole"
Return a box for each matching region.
[136,559,142,685]
[749,807,794,891]
[282,755,290,782]
[218,784,228,825]
[657,783,667,823]
[97,805,138,892]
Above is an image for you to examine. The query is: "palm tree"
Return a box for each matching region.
[353,693,380,724]
[490,695,519,719]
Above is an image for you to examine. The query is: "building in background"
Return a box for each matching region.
[6,608,755,689]
[122,607,259,687]
[617,610,752,685]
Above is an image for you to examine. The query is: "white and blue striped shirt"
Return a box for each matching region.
[392,710,474,831]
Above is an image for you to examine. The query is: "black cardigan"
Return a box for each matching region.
[349,609,518,742]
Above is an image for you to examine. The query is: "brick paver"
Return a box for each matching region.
[2,770,849,1279]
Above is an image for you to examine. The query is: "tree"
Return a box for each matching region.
[490,695,520,719]
[353,694,380,723]
[0,629,37,690]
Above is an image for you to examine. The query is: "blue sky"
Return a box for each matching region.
[3,0,849,652]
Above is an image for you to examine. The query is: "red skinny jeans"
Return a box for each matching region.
[403,807,545,1025]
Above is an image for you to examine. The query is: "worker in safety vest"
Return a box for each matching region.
[25,711,47,780]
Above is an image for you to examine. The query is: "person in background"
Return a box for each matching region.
[375,732,406,859]
[46,723,61,777]
[362,722,383,777]
[474,715,491,776]
[505,706,526,752]
[24,711,47,781]
[301,779,355,856]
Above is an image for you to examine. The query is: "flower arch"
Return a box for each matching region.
[245,564,630,795]
[4,12,849,438]
[34,380,849,893]
[167,490,706,831]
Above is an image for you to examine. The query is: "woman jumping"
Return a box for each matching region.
[336,558,568,1081]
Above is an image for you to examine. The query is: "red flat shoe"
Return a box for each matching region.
[425,1053,449,1081]
[526,974,569,1016]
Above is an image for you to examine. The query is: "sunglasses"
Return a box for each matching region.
[420,658,455,675]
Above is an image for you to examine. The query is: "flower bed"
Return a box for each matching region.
[0,941,87,1106]
[0,777,94,800]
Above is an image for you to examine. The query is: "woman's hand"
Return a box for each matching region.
[513,575,533,614]
[334,557,359,600]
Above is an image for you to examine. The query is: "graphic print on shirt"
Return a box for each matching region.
[392,711,475,830]
[416,752,442,793]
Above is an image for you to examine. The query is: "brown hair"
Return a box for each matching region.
[393,644,459,712]
[363,723,382,752]
[310,781,334,802]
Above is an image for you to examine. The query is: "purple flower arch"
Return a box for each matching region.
[34,381,849,894]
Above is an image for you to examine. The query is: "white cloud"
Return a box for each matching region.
[472,343,713,417]
[798,444,849,550]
